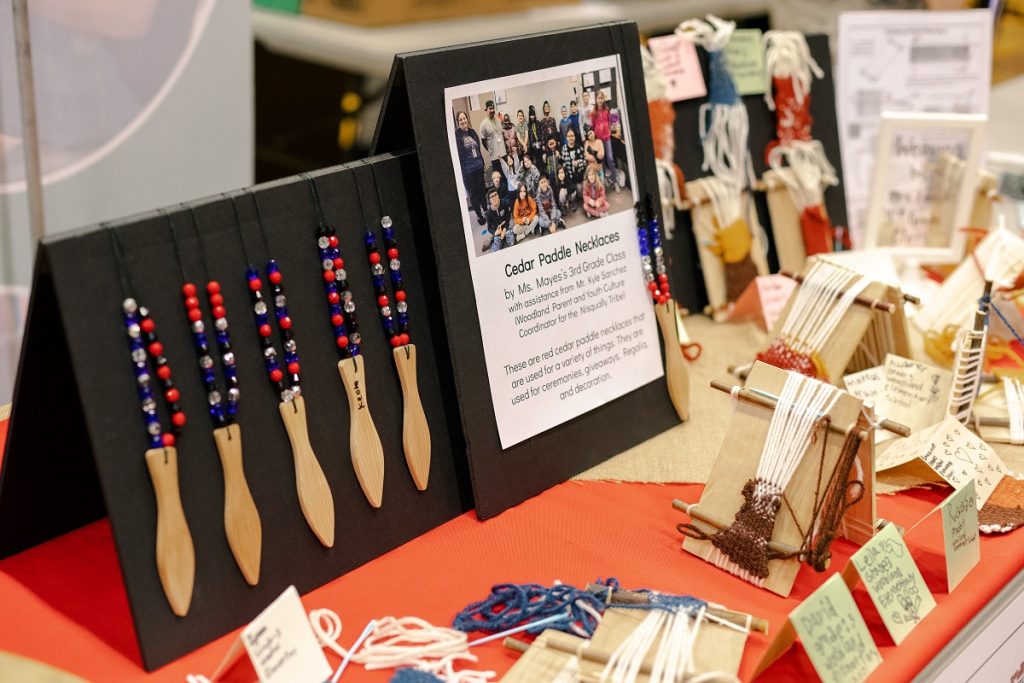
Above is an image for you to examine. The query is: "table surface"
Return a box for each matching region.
[1,415,1023,682]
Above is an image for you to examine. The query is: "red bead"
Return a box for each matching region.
[369,252,381,265]
[327,291,340,304]
[390,335,402,347]
[269,271,282,284]
[182,283,197,297]
[400,333,410,345]
[157,365,172,380]
[148,341,163,357]
[269,369,283,382]
[259,324,272,337]
[658,274,669,283]
[658,295,669,305]
[248,278,262,291]
[331,314,344,327]
[171,412,187,427]
[165,387,180,403]
[162,433,176,448]
[660,283,670,293]
[647,282,658,292]
[187,308,203,322]
[323,270,336,283]
[206,281,221,294]
[336,335,349,348]
[140,318,156,333]
[213,305,226,319]
[328,235,339,248]
[185,296,200,310]
[209,293,224,307]
[333,257,344,269]
[395,290,407,302]
[279,316,292,330]
[387,248,399,259]
[377,295,389,307]
[287,362,300,375]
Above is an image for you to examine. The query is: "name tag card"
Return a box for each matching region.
[790,574,882,683]
[941,478,981,591]
[844,366,886,405]
[646,34,707,102]
[851,523,936,645]
[241,586,331,683]
[874,354,951,442]
[723,28,767,95]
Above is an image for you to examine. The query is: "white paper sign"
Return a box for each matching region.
[874,354,951,441]
[242,586,331,683]
[446,56,663,448]
[836,9,993,245]
[844,366,885,405]
[646,34,706,102]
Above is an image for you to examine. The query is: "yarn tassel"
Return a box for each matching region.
[454,582,604,639]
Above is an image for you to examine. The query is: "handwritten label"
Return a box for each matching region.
[922,416,1006,509]
[851,523,936,644]
[844,366,886,405]
[723,28,767,95]
[647,34,706,102]
[790,574,882,683]
[941,478,981,590]
[755,274,797,333]
[875,354,951,441]
[241,586,331,683]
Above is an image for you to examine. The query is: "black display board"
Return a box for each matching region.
[0,152,470,670]
[664,33,847,312]
[371,22,680,519]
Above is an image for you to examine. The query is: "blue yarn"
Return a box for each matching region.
[592,578,707,617]
[707,51,739,106]
[453,582,604,637]
[983,294,1024,347]
[388,669,444,683]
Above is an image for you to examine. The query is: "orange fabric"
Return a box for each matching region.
[1,416,1023,681]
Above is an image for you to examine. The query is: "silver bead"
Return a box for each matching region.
[642,262,653,274]
[138,306,149,318]
[653,246,664,257]
[396,301,408,314]
[341,290,353,303]
[127,323,141,338]
[222,352,235,366]
[192,320,206,334]
[141,398,156,413]
[284,339,297,353]
[381,306,392,317]
[318,236,330,249]
[254,301,267,316]
[389,259,401,271]
[656,264,667,275]
[322,258,334,270]
[147,422,161,436]
[371,263,384,276]
[275,294,287,309]
[264,347,277,358]
[227,387,241,403]
[350,332,362,344]
[122,298,138,314]
[381,215,393,228]
[291,385,301,397]
[280,388,295,402]
[137,372,151,385]
[343,301,356,313]
[208,390,222,405]
[199,355,214,369]
[215,317,229,331]
[335,269,347,281]
[132,348,147,363]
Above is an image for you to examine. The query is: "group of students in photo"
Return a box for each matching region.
[455,87,624,253]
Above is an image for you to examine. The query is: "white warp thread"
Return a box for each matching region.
[780,260,870,356]
[762,31,823,110]
[1004,377,1024,445]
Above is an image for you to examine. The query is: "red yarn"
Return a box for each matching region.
[765,76,814,162]
[755,339,820,379]
[800,205,833,256]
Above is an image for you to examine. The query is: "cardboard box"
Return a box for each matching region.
[303,0,571,26]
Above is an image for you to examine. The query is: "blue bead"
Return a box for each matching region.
[266,259,279,272]
[364,232,376,246]
[382,227,394,241]
[372,275,385,288]
[226,403,238,417]
[246,266,259,279]
[144,410,158,421]
[203,368,216,383]
[217,332,229,345]
[149,435,163,448]
[224,365,237,378]
[397,312,409,325]
[349,343,360,356]
[333,325,348,337]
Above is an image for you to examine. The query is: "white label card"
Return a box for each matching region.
[241,586,331,683]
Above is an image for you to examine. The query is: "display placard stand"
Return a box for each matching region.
[0,152,470,670]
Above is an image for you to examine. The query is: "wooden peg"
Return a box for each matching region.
[144,446,195,617]
[393,344,431,491]
[338,356,385,507]
[279,395,335,547]
[654,300,690,422]
[213,424,262,585]
[778,270,896,313]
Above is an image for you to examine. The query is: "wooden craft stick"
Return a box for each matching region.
[279,395,335,548]
[213,424,262,585]
[654,299,689,422]
[583,583,768,634]
[710,380,911,438]
[778,270,897,313]
[144,446,195,617]
[338,356,386,507]
[393,344,431,491]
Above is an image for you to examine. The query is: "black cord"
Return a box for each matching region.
[249,190,273,258]
[162,209,190,285]
[226,192,256,267]
[304,172,326,229]
[107,223,136,300]
[185,205,213,286]
[351,166,370,227]
[369,161,387,223]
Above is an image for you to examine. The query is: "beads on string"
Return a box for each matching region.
[636,197,671,306]
[316,224,361,358]
[365,216,410,348]
[181,281,238,427]
[247,261,301,402]
[123,298,184,448]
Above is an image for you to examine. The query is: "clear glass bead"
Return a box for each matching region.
[228,387,241,403]
[200,355,214,369]
[254,301,267,316]
[381,306,392,317]
[147,422,161,435]
[654,246,664,257]
[122,298,138,314]
[137,373,151,385]
[208,390,222,405]
[222,352,235,366]
[280,388,295,402]
[335,269,347,281]
[341,290,353,302]
[127,324,141,338]
[389,259,401,271]
[381,215,393,228]
[291,385,301,397]
[284,339,297,353]
[215,317,229,331]
[343,301,356,313]
[318,236,330,249]
[396,301,408,313]
[192,320,205,334]
[275,295,287,308]
[656,264,667,275]
[350,332,362,344]
[642,262,653,274]
[264,346,277,358]
[139,306,149,318]
[142,398,156,412]
[371,263,384,276]
[322,258,334,270]
[131,348,147,363]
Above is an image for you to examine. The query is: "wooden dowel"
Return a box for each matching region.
[976,415,1011,427]
[584,583,769,634]
[779,270,896,313]
[504,635,661,675]
[672,499,811,567]
[710,380,911,438]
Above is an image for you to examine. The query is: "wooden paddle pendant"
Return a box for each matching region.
[654,299,689,422]
[144,446,195,617]
[212,424,262,585]
[278,395,335,547]
[337,356,385,508]
[393,344,430,490]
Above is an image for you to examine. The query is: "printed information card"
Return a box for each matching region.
[446,56,663,448]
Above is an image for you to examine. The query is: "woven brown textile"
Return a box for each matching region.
[725,255,759,303]
[711,478,781,578]
[979,476,1024,531]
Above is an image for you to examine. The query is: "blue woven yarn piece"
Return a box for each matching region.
[593,578,708,617]
[452,582,604,637]
[707,50,739,106]
[388,669,444,683]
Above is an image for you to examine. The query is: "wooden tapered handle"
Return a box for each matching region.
[654,301,690,422]
[338,357,385,508]
[279,396,335,547]
[393,344,431,490]
[213,424,262,585]
[144,447,195,617]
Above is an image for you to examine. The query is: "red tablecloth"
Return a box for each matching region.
[2,415,1023,682]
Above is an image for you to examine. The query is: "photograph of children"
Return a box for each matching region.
[448,59,636,257]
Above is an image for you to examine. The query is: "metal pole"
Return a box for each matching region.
[12,0,46,245]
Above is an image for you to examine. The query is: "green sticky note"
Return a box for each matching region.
[851,523,936,645]
[941,478,981,591]
[790,574,882,683]
[723,29,767,95]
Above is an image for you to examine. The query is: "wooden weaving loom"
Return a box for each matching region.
[676,362,909,598]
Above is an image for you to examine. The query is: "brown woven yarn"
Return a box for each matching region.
[710,478,782,579]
